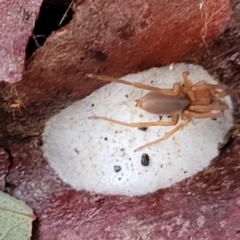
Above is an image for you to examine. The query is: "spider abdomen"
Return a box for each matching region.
[136,92,190,116]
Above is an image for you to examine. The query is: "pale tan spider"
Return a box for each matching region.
[87,72,229,151]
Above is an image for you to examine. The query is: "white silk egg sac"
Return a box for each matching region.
[42,63,233,196]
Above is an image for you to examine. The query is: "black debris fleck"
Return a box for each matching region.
[141,153,150,166]
[114,165,121,172]
[91,103,94,107]
[138,127,148,131]
[74,148,80,154]
[104,137,108,141]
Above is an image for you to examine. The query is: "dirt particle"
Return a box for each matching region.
[74,148,79,154]
[138,127,148,131]
[114,165,121,172]
[141,153,150,166]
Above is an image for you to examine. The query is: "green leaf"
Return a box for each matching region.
[0,191,36,240]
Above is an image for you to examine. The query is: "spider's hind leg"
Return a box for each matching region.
[88,115,179,128]
[134,117,191,151]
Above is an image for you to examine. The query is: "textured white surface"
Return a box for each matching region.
[42,64,233,196]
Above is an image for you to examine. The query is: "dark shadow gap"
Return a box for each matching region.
[26,0,74,60]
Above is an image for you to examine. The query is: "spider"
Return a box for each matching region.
[87,71,229,151]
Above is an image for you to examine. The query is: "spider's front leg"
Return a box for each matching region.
[87,74,182,96]
[191,81,228,98]
[184,100,229,118]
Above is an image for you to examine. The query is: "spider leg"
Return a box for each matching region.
[87,74,182,96]
[183,110,224,118]
[192,82,227,91]
[182,71,196,101]
[188,100,229,112]
[88,115,179,127]
[184,100,229,118]
[191,82,228,98]
[134,118,191,151]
